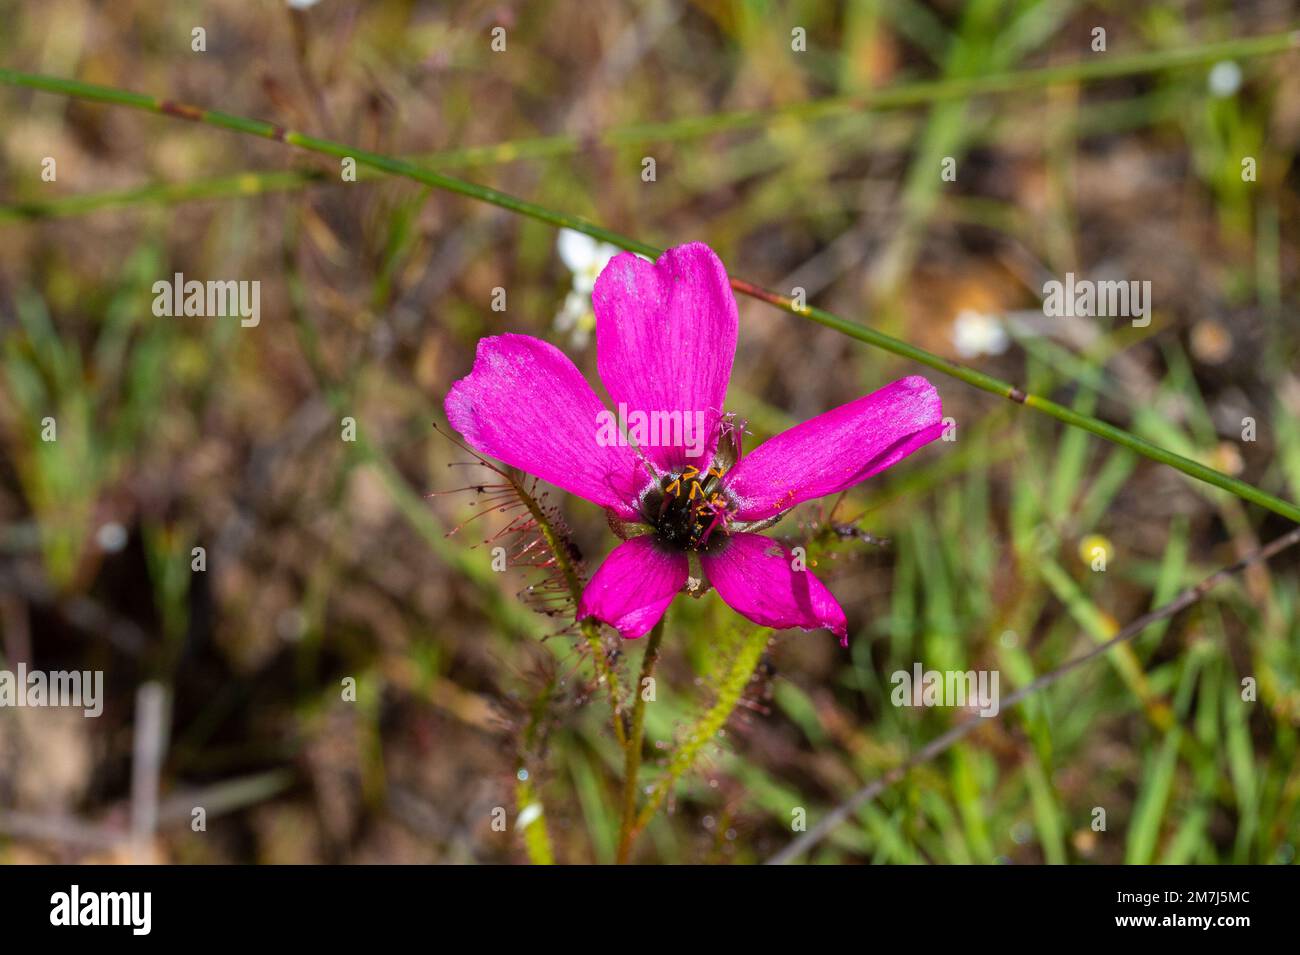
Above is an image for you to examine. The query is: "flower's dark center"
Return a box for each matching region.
[640,464,736,553]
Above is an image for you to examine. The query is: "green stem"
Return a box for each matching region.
[507,469,629,748]
[730,280,1300,523]
[0,52,1193,225]
[616,619,665,864]
[2,44,1299,523]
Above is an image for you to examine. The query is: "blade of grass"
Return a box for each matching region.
[1124,723,1183,864]
[1037,557,1173,730]
[2,56,1300,524]
[769,524,1300,862]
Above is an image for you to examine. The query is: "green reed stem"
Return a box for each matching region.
[3,38,1299,523]
[616,618,664,865]
[730,281,1300,522]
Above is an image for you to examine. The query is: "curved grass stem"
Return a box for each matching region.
[2,41,1299,523]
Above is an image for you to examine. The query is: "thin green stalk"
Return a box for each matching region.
[0,169,326,223]
[616,618,665,865]
[516,675,558,866]
[0,137,600,223]
[506,468,629,748]
[730,281,1300,523]
[2,50,1299,523]
[514,770,555,865]
[0,66,1182,224]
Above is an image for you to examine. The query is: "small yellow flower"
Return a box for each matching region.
[1078,533,1113,570]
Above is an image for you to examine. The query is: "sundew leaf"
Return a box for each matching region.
[431,429,632,744]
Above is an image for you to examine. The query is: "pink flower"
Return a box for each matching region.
[445,243,944,644]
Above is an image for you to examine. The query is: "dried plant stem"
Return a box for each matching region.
[616,618,665,864]
[765,523,1300,864]
[2,57,1298,523]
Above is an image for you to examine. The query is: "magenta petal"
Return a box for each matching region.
[445,334,648,519]
[593,243,738,473]
[724,376,943,522]
[577,536,688,639]
[701,533,847,642]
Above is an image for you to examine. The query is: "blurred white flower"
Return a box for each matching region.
[96,522,128,553]
[288,0,321,9]
[1207,61,1242,98]
[558,229,620,293]
[951,309,1010,359]
[554,229,621,348]
[554,289,596,348]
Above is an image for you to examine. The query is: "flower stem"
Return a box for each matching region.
[504,470,630,748]
[616,618,665,864]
